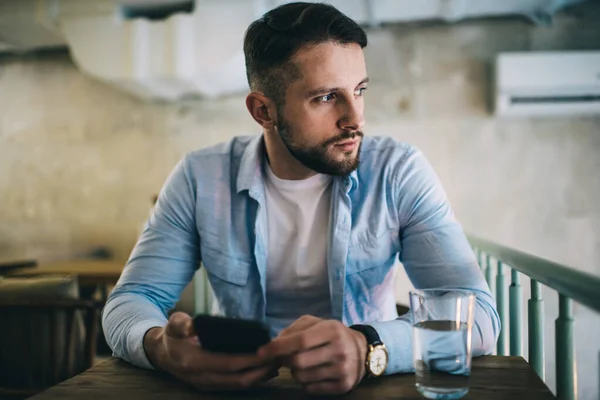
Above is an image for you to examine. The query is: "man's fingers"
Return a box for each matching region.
[258,366,280,383]
[284,342,338,370]
[292,362,345,385]
[258,332,317,360]
[279,315,321,337]
[164,319,265,374]
[259,321,334,360]
[165,312,193,339]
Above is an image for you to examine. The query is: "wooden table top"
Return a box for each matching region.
[30,356,554,400]
[0,258,37,274]
[6,259,125,285]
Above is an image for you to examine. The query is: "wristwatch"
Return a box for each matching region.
[349,324,388,378]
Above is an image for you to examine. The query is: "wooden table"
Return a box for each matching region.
[29,356,554,400]
[0,258,37,275]
[6,259,125,304]
[5,259,125,286]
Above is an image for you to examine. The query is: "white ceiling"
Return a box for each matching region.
[116,0,191,6]
[0,0,588,100]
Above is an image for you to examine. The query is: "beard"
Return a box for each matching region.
[276,114,363,177]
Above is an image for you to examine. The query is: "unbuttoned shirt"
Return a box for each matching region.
[102,135,500,374]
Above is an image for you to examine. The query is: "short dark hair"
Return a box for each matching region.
[243,2,367,106]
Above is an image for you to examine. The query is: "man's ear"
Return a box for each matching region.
[246,92,277,130]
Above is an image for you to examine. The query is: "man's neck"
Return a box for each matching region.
[263,131,317,181]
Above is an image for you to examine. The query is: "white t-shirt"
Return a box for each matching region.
[264,163,333,332]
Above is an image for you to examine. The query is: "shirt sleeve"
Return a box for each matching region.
[369,147,500,375]
[101,155,201,369]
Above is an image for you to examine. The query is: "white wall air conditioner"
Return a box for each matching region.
[494,51,600,117]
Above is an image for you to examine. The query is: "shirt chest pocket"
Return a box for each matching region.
[201,246,251,286]
[200,246,256,318]
[346,229,400,277]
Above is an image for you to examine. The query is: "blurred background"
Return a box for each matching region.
[0,0,598,399]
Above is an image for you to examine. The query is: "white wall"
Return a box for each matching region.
[1,1,598,398]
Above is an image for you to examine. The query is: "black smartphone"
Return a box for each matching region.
[192,314,271,354]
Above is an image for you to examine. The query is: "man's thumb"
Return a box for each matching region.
[165,312,193,339]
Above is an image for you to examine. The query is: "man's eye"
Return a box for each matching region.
[317,93,336,103]
[355,87,367,96]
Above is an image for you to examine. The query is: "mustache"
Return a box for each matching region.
[322,130,364,147]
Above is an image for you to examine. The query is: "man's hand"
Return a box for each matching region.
[143,312,278,391]
[257,315,367,395]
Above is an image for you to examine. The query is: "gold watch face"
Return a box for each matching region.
[367,345,388,377]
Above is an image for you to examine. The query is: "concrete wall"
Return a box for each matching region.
[1,1,598,398]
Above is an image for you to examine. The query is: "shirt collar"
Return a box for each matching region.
[236,135,265,196]
[345,169,359,193]
[236,134,360,195]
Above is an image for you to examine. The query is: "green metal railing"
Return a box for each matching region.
[469,235,600,400]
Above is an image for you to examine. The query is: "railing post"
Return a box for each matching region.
[496,261,508,355]
[509,269,522,356]
[485,255,495,298]
[556,295,576,400]
[528,280,544,380]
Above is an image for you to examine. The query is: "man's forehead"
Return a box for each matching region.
[291,42,366,88]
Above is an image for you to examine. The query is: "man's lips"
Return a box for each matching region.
[333,138,359,151]
[335,139,358,146]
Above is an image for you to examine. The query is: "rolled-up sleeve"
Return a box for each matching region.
[371,147,500,375]
[102,155,201,369]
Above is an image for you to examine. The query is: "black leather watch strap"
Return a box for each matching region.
[349,324,383,347]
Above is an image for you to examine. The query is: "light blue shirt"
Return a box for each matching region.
[102,135,500,374]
